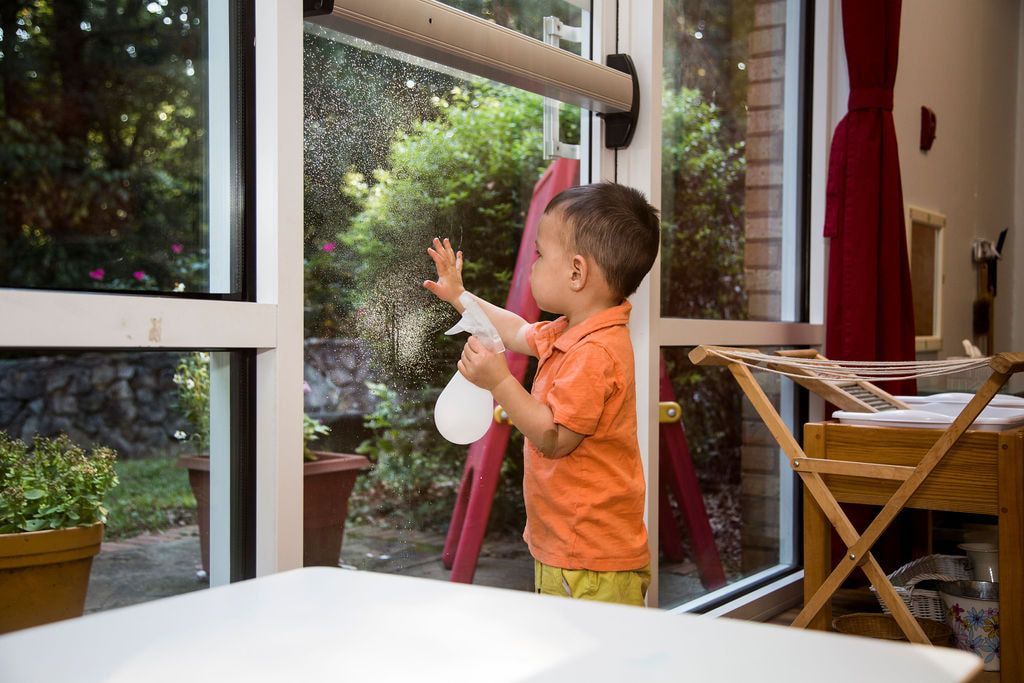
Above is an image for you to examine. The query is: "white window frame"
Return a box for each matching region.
[626,0,828,613]
[299,0,831,618]
[0,0,304,587]
[3,1,309,583]
[0,0,826,614]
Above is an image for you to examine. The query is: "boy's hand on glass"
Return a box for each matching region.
[423,237,465,306]
[458,336,510,391]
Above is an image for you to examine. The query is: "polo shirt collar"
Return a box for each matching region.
[546,300,632,354]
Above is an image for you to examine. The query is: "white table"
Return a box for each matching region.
[0,567,981,682]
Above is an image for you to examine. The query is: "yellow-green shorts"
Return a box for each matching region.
[534,560,651,607]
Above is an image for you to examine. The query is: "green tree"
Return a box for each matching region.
[663,0,754,146]
[0,1,211,291]
[303,34,457,337]
[660,85,747,320]
[339,82,563,529]
[660,85,747,488]
[341,82,553,383]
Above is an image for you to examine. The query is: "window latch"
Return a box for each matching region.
[303,0,334,18]
[542,16,582,160]
[597,54,639,149]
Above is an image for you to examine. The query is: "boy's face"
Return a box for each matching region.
[530,210,574,314]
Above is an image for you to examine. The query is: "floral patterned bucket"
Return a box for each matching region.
[939,580,999,672]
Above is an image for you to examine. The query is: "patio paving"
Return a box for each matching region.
[85,524,538,614]
[86,524,708,614]
[85,527,206,613]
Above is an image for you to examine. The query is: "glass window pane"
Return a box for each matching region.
[0,2,244,295]
[438,1,587,55]
[303,26,584,590]
[0,349,234,621]
[661,0,804,321]
[658,346,797,608]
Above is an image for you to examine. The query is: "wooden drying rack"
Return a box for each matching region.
[689,345,1023,677]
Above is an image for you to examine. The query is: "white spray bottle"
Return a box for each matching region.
[434,292,505,444]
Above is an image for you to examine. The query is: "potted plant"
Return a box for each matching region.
[173,353,369,573]
[0,432,119,634]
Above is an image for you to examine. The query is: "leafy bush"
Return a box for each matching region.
[660,85,747,320]
[341,82,555,385]
[338,82,568,530]
[353,382,525,530]
[0,432,119,533]
[353,383,463,528]
[173,352,211,452]
[660,85,747,488]
[302,34,458,338]
[173,352,329,461]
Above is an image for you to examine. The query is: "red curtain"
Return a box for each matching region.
[824,0,915,396]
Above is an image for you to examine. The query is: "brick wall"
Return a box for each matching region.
[741,0,787,571]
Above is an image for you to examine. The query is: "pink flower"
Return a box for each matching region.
[88,268,105,281]
[321,242,336,253]
[171,243,184,254]
[133,271,146,281]
[303,381,312,394]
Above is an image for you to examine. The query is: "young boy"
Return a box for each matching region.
[423,182,661,607]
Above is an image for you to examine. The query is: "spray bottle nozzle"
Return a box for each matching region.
[444,292,505,353]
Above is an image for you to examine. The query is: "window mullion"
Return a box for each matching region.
[254,0,305,576]
[0,290,275,349]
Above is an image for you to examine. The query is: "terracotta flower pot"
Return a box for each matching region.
[177,451,370,572]
[0,522,104,634]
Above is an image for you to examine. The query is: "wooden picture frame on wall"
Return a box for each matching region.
[906,207,945,352]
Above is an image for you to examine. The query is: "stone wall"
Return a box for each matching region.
[303,338,376,419]
[0,340,374,460]
[740,0,787,572]
[0,352,187,459]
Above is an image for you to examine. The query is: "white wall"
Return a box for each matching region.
[892,0,1022,370]
[1015,4,1024,371]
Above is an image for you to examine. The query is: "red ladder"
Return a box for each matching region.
[658,356,726,589]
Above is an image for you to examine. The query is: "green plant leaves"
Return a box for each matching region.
[0,432,119,534]
[174,351,329,460]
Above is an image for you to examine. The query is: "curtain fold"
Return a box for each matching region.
[824,0,916,396]
[823,0,927,581]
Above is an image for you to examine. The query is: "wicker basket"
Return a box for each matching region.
[869,554,971,622]
[833,613,952,646]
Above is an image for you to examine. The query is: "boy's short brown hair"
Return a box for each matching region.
[544,182,661,299]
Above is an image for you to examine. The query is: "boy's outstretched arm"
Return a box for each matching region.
[461,338,583,458]
[423,237,534,356]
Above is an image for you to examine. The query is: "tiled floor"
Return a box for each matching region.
[768,586,877,626]
[768,589,997,682]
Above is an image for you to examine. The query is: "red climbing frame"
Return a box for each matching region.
[658,356,726,589]
[443,159,724,590]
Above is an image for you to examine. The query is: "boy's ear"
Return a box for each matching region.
[569,254,588,291]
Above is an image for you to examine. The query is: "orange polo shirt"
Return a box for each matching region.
[522,300,649,572]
